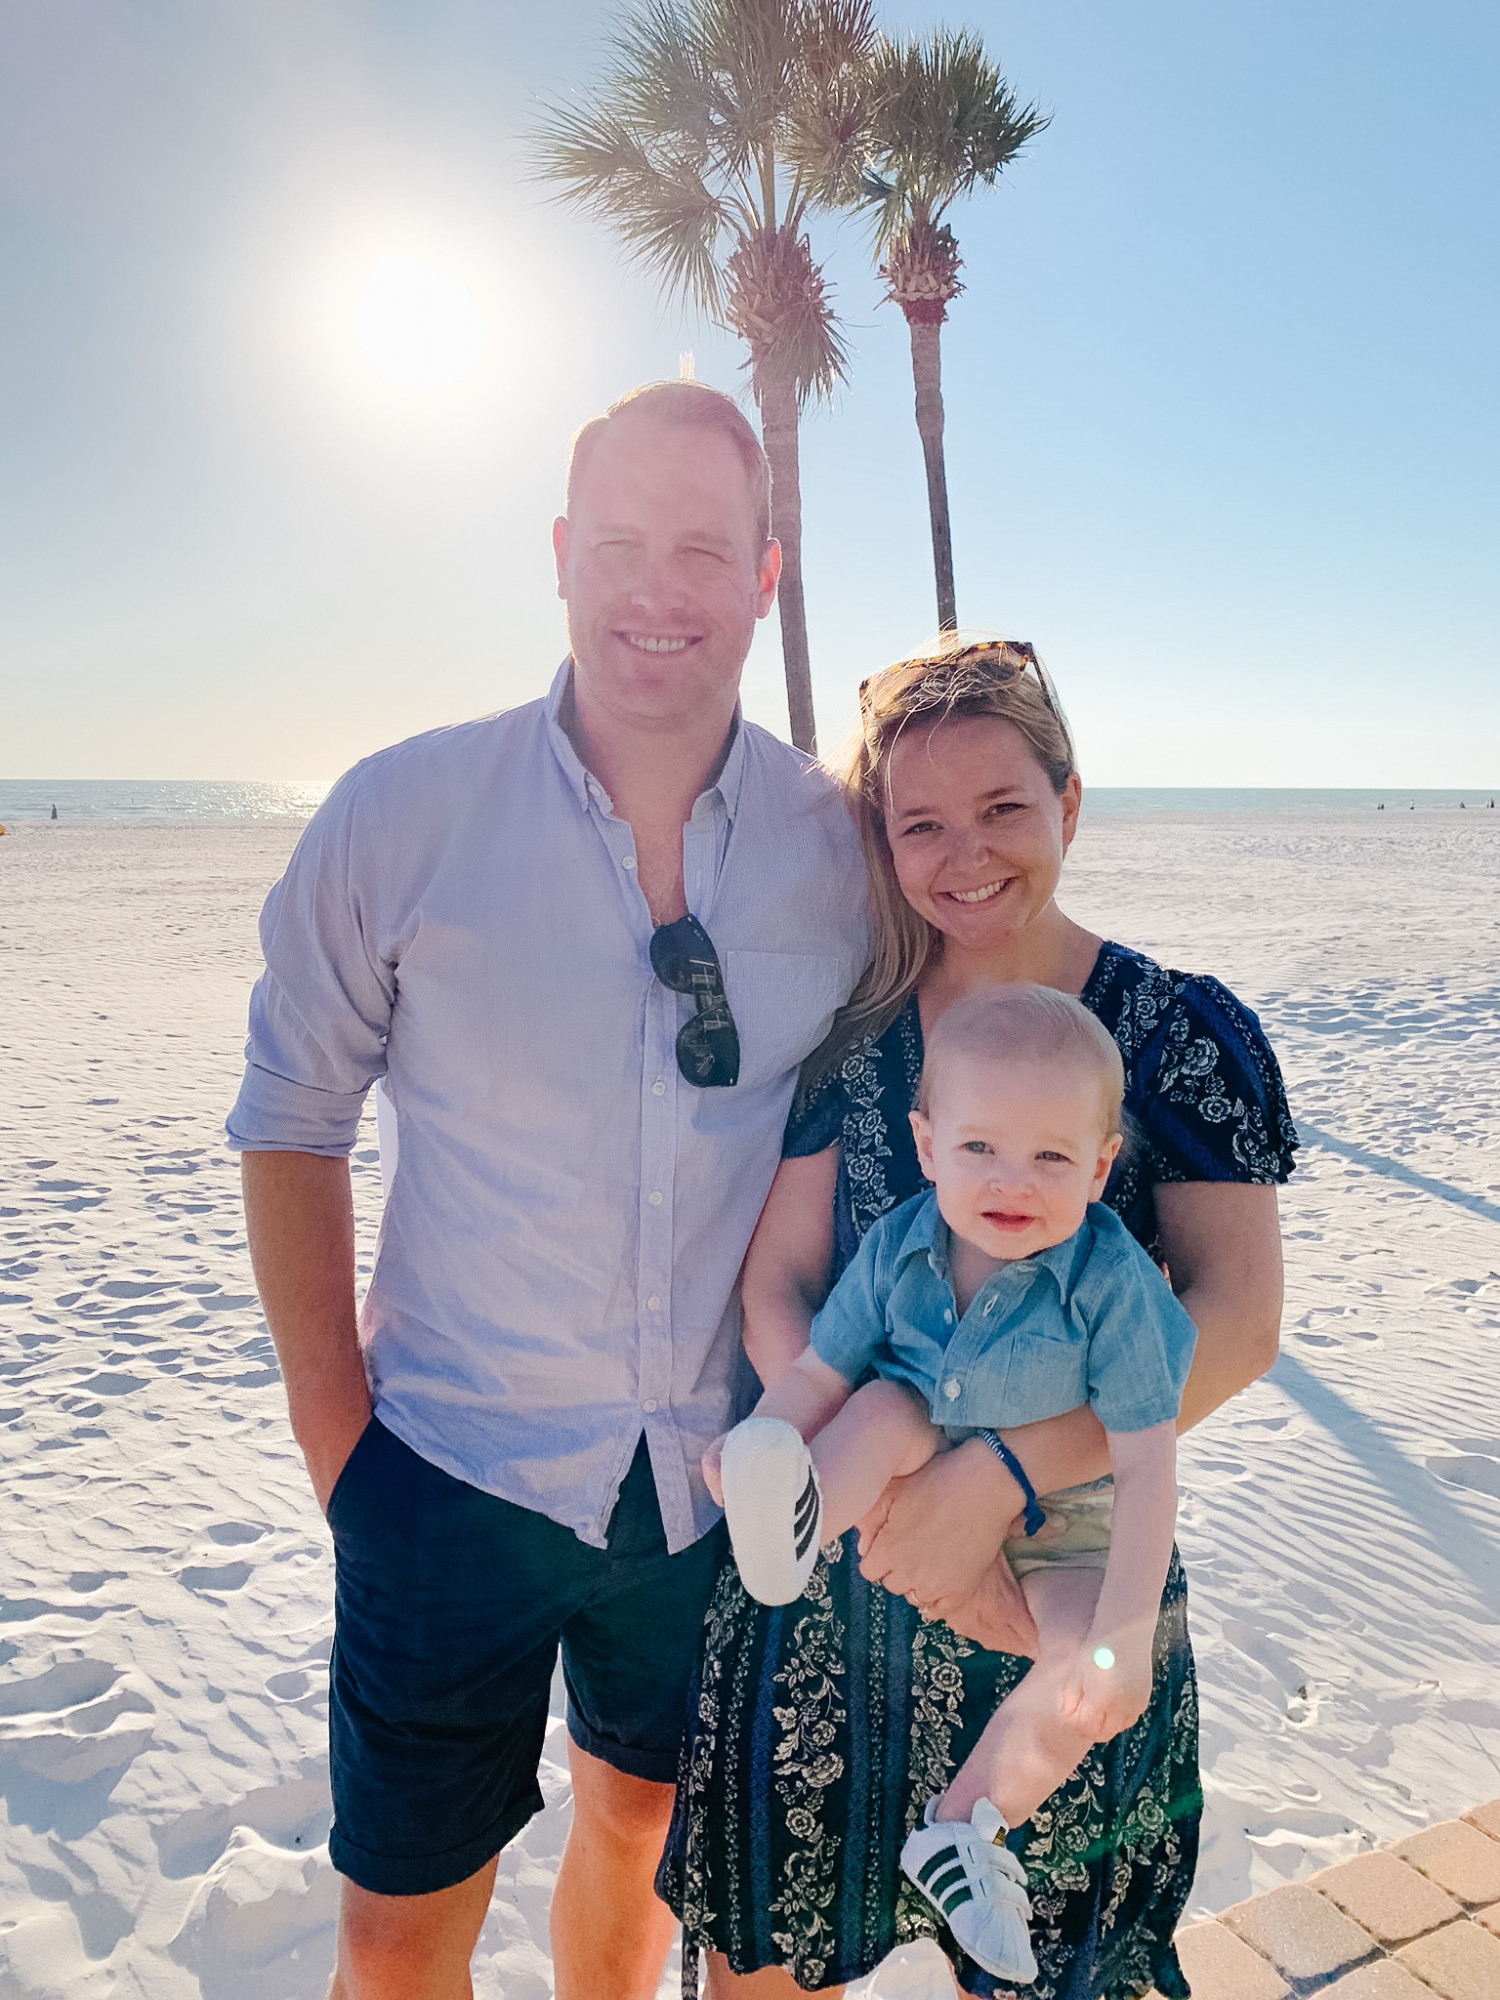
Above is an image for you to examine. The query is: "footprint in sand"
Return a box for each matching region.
[0,1656,156,1836]
[155,1772,333,1877]
[265,1671,314,1702]
[1285,1680,1321,1727]
[177,1562,254,1595]
[1426,1454,1500,1500]
[169,1826,338,2000]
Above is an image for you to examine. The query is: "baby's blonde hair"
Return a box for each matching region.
[918,983,1125,1135]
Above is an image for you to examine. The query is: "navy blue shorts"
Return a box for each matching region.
[326,1417,726,1896]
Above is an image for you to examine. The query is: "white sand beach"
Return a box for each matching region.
[1,806,1497,1999]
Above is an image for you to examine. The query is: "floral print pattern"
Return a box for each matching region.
[658,942,1296,1997]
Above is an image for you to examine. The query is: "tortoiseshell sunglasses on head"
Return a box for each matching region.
[858,639,1050,710]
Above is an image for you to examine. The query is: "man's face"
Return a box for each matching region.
[553,421,780,732]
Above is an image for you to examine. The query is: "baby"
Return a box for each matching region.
[705,983,1197,1983]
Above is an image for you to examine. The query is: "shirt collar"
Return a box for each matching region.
[544,657,747,822]
[894,1187,1087,1292]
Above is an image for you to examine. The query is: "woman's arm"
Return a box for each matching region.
[739,1147,839,1389]
[858,1182,1284,1637]
[1157,1182,1283,1428]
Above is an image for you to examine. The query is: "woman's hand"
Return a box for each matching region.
[856,1443,1041,1656]
[935,1555,1042,1659]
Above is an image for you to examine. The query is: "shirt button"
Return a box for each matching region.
[651,1080,666,1096]
[944,1378,962,1400]
[622,855,637,870]
[647,1294,661,1310]
[984,1299,996,1314]
[642,1398,658,1414]
[943,1309,954,1325]
[648,1190,663,1206]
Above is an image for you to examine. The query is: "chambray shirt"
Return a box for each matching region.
[811,1189,1196,1438]
[227,663,869,1552]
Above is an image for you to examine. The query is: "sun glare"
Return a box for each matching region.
[351,253,485,391]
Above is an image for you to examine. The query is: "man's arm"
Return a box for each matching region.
[242,1151,372,1514]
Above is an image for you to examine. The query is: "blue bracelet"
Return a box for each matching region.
[976,1430,1047,1538]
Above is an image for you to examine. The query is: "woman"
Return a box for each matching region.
[657,638,1297,1998]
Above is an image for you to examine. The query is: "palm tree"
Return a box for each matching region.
[533,0,877,754]
[861,31,1048,631]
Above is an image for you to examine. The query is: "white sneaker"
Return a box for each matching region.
[900,1797,1037,1984]
[718,1417,823,1605]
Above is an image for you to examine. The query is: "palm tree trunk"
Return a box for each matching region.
[756,370,817,755]
[907,312,957,632]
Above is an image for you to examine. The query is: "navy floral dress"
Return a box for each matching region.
[658,944,1298,1999]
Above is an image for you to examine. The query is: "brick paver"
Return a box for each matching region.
[1172,1920,1290,1999]
[1222,1881,1378,1984]
[1395,1917,1500,2000]
[1323,1959,1450,1997]
[1311,1847,1462,1945]
[1395,1819,1500,1907]
[1154,1802,1500,1999]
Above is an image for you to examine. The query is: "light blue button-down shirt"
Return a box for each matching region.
[811,1189,1196,1437]
[227,664,869,1552]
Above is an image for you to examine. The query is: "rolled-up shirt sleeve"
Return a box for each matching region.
[226,769,394,1156]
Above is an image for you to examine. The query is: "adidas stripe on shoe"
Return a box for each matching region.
[719,1417,824,1606]
[900,1797,1037,1984]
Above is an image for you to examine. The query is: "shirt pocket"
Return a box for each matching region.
[982,1327,1092,1428]
[723,950,849,1092]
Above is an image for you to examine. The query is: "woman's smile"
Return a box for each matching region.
[942,876,1015,906]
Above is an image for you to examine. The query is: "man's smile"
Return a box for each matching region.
[618,632,697,654]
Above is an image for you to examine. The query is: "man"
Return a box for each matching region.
[228,381,868,1999]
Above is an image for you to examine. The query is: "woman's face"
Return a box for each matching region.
[883,716,1080,951]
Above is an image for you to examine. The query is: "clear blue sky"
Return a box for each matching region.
[2,1,1496,783]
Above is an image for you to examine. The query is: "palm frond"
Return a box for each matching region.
[532,98,728,317]
[861,27,1049,231]
[529,0,865,396]
[609,1,719,164]
[781,0,881,212]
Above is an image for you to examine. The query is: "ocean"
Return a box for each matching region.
[1,780,1496,823]
[0,779,331,821]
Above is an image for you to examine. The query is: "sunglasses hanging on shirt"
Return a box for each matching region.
[650,914,741,1088]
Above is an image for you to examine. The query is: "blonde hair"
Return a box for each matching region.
[811,635,1077,1075]
[918,983,1124,1135]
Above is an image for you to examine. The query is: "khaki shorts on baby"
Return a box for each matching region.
[1002,1475,1115,1579]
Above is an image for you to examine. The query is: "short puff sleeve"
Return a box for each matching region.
[782,1058,847,1159]
[1134,973,1298,1186]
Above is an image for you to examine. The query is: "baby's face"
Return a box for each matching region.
[910,1050,1122,1264]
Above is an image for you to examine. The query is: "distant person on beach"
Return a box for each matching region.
[658,637,1298,1999]
[227,381,869,2000]
[708,984,1197,1984]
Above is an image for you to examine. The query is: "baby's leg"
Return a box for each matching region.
[938,1566,1104,1828]
[811,1379,942,1543]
